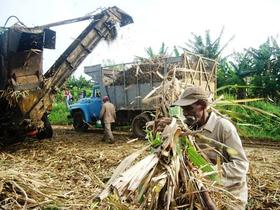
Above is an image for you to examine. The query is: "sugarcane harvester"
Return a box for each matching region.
[0,7,133,143]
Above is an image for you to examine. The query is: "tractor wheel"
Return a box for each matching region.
[73,110,88,132]
[132,113,151,139]
[0,55,7,90]
[37,113,53,140]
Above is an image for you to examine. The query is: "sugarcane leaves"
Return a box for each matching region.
[105,186,130,210]
[90,201,99,209]
[97,145,150,200]
[97,117,235,209]
[149,174,168,209]
[146,130,162,148]
[136,166,157,203]
[181,136,218,182]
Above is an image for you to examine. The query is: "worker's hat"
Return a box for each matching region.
[173,86,209,106]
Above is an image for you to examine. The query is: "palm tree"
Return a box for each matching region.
[145,42,169,60]
[248,37,280,100]
[183,27,234,60]
[217,53,252,99]
[136,42,180,62]
[218,37,280,101]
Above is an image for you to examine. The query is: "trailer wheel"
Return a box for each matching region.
[73,110,88,132]
[37,113,53,140]
[0,55,7,89]
[132,113,151,139]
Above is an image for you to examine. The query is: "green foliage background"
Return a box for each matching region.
[49,102,70,125]
[236,102,280,141]
[215,99,280,141]
[49,75,93,125]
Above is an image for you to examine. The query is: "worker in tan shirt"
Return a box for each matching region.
[173,86,249,210]
[100,96,116,143]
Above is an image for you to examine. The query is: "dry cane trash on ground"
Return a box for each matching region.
[0,131,144,209]
[0,128,279,209]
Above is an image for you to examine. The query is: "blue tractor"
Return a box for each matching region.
[69,86,102,132]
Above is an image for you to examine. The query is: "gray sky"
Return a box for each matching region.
[1,0,279,78]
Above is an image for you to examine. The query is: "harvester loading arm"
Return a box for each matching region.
[0,6,132,143]
[27,6,133,128]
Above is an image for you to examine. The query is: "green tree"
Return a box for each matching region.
[248,38,280,101]
[58,75,94,102]
[66,75,93,89]
[173,45,180,57]
[218,37,280,101]
[217,53,252,99]
[136,42,180,62]
[142,42,170,61]
[147,42,168,59]
[184,27,234,60]
[184,28,237,96]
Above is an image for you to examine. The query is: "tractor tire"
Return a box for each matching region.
[37,113,53,140]
[132,113,151,139]
[73,110,88,132]
[0,55,7,90]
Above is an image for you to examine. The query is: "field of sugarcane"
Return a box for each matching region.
[1,65,280,210]
[0,127,279,209]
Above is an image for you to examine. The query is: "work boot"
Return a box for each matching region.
[101,136,106,142]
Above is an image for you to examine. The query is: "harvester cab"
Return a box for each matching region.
[0,6,133,144]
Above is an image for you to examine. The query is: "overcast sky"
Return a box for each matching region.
[1,0,279,78]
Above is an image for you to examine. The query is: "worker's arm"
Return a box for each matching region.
[100,104,105,119]
[113,105,116,120]
[220,120,249,185]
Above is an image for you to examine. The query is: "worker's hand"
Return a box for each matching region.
[154,117,172,133]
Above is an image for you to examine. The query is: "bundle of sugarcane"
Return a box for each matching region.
[142,76,182,117]
[142,66,199,116]
[112,63,164,86]
[111,59,183,86]
[96,117,238,209]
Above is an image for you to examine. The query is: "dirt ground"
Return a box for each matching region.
[0,126,279,210]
